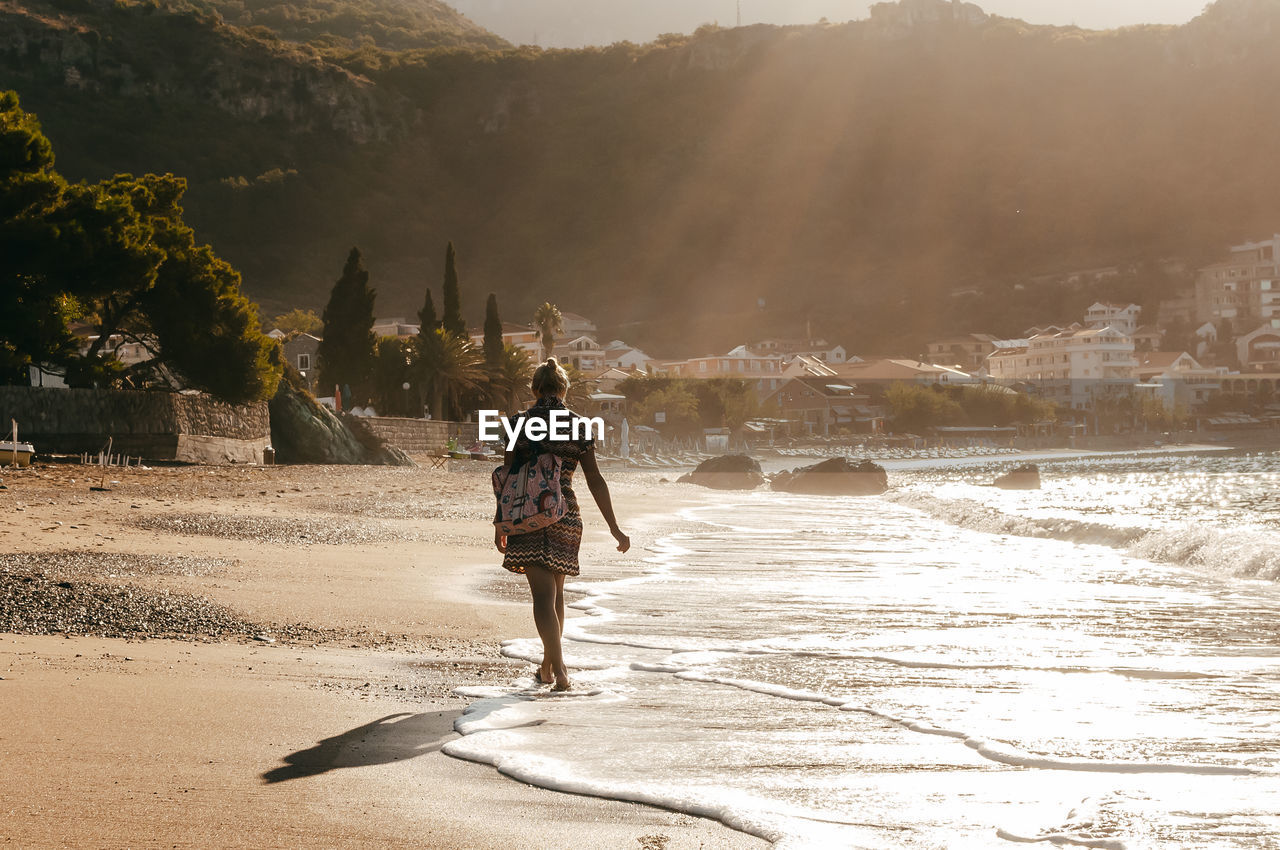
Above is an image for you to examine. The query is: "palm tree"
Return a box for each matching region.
[416,328,483,421]
[495,343,534,414]
[533,302,562,361]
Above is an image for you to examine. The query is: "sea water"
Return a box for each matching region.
[445,450,1280,848]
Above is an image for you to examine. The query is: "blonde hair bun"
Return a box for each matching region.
[532,356,571,397]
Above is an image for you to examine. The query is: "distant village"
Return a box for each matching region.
[42,233,1280,450]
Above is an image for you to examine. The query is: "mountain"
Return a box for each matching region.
[4,0,1280,356]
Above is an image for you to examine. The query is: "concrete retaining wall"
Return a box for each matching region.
[357,417,479,452]
[0,387,269,464]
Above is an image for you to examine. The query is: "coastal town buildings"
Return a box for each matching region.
[1133,351,1221,412]
[924,333,999,372]
[553,336,606,372]
[764,376,882,437]
[987,326,1137,410]
[282,333,321,391]
[748,338,849,364]
[468,321,542,358]
[1235,319,1280,372]
[1194,234,1280,326]
[654,346,788,396]
[1084,302,1142,336]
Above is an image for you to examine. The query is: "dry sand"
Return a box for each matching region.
[0,459,763,849]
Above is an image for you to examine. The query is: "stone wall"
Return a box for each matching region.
[357,417,479,453]
[0,387,269,464]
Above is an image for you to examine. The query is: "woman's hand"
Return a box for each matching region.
[494,528,507,553]
[612,527,630,553]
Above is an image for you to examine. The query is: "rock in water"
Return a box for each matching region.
[268,379,413,466]
[770,457,888,495]
[677,455,765,490]
[991,464,1041,490]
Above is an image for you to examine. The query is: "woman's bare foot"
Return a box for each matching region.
[536,662,554,685]
[552,668,572,691]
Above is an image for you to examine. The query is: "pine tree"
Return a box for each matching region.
[441,241,465,336]
[482,293,503,367]
[317,247,377,401]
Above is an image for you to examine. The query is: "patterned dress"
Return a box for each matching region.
[501,396,595,577]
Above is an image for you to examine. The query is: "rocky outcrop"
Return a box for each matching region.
[990,464,1040,490]
[0,2,397,143]
[770,457,889,495]
[677,454,764,490]
[268,381,413,466]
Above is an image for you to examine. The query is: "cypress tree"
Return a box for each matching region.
[442,241,465,336]
[317,247,377,400]
[418,287,438,332]
[483,293,503,367]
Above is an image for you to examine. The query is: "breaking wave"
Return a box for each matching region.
[887,491,1280,582]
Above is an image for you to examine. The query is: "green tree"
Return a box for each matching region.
[884,383,965,433]
[416,328,483,421]
[482,292,503,367]
[635,383,700,437]
[270,307,323,336]
[317,247,377,402]
[1,93,279,402]
[493,342,534,413]
[372,336,416,416]
[534,301,562,361]
[441,240,465,336]
[417,285,438,334]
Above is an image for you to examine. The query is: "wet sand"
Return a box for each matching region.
[0,460,762,849]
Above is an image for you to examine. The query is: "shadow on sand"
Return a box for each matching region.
[261,711,458,784]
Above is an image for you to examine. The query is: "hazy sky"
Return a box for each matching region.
[451,1,1211,48]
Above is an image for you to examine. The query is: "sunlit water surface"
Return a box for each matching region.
[447,450,1280,849]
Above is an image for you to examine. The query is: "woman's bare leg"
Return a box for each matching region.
[554,572,566,637]
[526,566,571,690]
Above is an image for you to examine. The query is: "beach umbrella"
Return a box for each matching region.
[621,417,630,459]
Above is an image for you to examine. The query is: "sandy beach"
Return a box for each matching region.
[0,459,764,849]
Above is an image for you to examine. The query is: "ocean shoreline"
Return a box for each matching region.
[0,461,763,849]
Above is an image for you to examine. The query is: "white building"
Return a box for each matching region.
[987,326,1137,410]
[372,317,420,338]
[553,336,606,372]
[602,341,653,371]
[655,345,788,396]
[1084,302,1141,336]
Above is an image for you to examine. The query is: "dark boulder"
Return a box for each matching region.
[990,463,1040,490]
[677,454,764,490]
[268,380,414,466]
[770,457,888,495]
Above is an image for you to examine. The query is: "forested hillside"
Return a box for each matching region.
[4,0,1280,355]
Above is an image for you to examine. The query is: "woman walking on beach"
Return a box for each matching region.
[494,357,630,691]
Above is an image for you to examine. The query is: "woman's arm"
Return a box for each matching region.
[494,447,513,553]
[579,447,630,552]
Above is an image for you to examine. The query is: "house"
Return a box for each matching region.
[266,328,287,341]
[372,317,420,339]
[925,333,999,372]
[1084,302,1141,336]
[748,338,849,364]
[1235,320,1280,372]
[468,322,542,358]
[1193,322,1219,360]
[763,377,883,437]
[1130,325,1163,352]
[656,346,788,396]
[553,336,606,372]
[834,359,977,387]
[987,326,1136,411]
[1194,234,1280,327]
[283,333,322,391]
[1133,351,1220,411]
[602,341,653,371]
